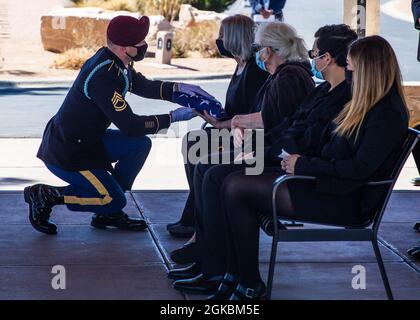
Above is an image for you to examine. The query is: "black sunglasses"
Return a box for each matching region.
[251,43,279,53]
[308,49,325,59]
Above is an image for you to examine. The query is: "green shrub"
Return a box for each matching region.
[188,0,235,12]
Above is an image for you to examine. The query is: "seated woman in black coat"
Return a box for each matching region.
[169,25,357,294]
[170,21,315,264]
[167,14,269,238]
[217,35,409,300]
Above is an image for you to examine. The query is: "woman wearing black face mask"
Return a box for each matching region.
[345,68,353,84]
[166,14,270,240]
[215,39,234,58]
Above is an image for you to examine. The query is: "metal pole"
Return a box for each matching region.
[343,0,380,37]
[357,0,367,38]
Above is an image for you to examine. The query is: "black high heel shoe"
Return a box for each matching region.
[206,274,238,300]
[170,242,197,264]
[229,282,267,300]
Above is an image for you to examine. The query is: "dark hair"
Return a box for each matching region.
[314,24,358,67]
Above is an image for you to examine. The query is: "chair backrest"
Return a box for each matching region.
[371,127,420,232]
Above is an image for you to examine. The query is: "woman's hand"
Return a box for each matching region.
[232,127,244,149]
[281,154,301,174]
[259,8,273,19]
[196,110,223,129]
[231,115,241,130]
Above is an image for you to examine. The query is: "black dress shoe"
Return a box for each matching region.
[229,282,267,300]
[207,274,238,300]
[91,212,147,231]
[168,263,201,280]
[412,177,420,186]
[167,222,195,238]
[170,242,197,264]
[407,246,420,260]
[173,273,223,295]
[24,184,65,235]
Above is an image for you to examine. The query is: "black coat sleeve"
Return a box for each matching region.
[244,63,270,114]
[295,105,407,181]
[89,72,171,137]
[130,69,176,102]
[261,67,314,131]
[413,0,420,29]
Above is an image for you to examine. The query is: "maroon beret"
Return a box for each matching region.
[107,15,150,46]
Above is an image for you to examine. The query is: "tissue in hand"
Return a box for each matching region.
[278,149,290,159]
[172,91,227,120]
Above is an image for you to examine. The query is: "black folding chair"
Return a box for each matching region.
[264,127,420,300]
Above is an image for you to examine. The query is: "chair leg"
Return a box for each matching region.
[372,240,394,300]
[266,237,278,300]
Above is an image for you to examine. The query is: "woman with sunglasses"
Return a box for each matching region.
[169,24,358,298]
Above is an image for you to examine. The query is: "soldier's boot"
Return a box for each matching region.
[24,184,65,235]
[91,212,147,231]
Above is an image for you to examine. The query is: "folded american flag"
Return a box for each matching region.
[172,92,228,120]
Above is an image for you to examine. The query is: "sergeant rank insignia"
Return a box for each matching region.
[111,91,127,112]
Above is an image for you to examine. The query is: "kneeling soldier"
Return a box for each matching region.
[24,15,212,234]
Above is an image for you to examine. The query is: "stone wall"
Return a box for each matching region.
[41,7,171,53]
[405,83,420,127]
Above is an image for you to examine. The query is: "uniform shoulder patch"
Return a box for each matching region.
[111,91,127,112]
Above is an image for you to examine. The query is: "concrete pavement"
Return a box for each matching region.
[0,189,419,299]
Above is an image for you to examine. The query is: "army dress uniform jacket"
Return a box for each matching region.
[37,47,175,171]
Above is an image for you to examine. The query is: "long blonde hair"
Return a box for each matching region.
[334,35,409,139]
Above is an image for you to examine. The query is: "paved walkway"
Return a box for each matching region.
[1,0,419,85]
[0,190,419,299]
[0,0,236,84]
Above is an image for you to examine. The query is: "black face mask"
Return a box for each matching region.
[345,69,353,85]
[216,39,234,58]
[127,43,148,62]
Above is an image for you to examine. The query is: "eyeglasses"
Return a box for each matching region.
[308,49,325,59]
[251,43,279,53]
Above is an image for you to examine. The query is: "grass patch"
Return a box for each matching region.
[52,47,97,70]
